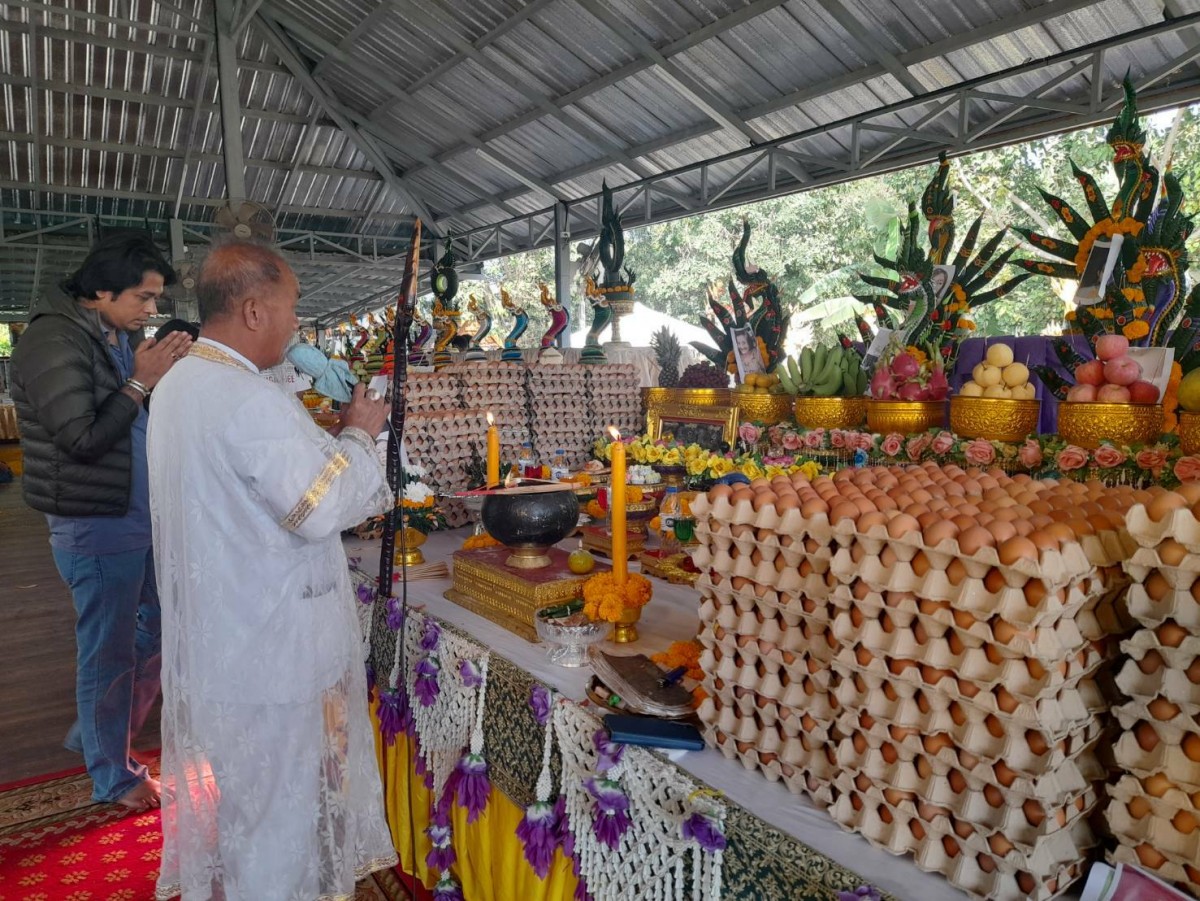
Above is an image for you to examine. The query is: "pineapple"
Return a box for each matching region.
[652,327,682,388]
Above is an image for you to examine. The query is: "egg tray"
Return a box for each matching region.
[830,585,1100,663]
[694,525,838,573]
[831,652,1105,733]
[1107,773,1200,834]
[1123,625,1200,666]
[1112,730,1200,793]
[1108,843,1200,897]
[833,707,1105,782]
[830,549,1112,630]
[697,693,837,745]
[699,635,840,697]
[1125,582,1200,633]
[828,619,1107,702]
[1126,543,1200,580]
[1116,652,1200,712]
[699,648,840,713]
[704,723,837,802]
[1125,503,1200,551]
[1114,699,1200,748]
[705,621,839,673]
[827,788,1087,901]
[699,595,837,646]
[829,770,1098,875]
[834,735,1103,809]
[702,545,838,597]
[700,679,841,734]
[698,572,841,625]
[1107,807,1200,878]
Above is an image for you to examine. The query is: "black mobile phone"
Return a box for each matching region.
[603,714,705,751]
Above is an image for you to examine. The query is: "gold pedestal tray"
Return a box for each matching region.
[793,395,866,430]
[581,524,646,560]
[1182,411,1200,455]
[734,391,792,425]
[638,550,700,586]
[949,396,1040,443]
[444,546,609,641]
[867,399,946,434]
[1057,401,1163,450]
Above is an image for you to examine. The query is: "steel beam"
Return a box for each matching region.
[212,0,247,205]
[813,0,924,96]
[3,0,211,39]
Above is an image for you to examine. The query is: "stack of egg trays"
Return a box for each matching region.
[457,364,528,466]
[586,364,641,441]
[403,371,462,413]
[403,409,488,528]
[823,494,1133,900]
[528,365,592,470]
[691,489,849,804]
[1108,501,1200,893]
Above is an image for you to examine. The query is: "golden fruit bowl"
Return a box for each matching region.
[642,387,732,409]
[1181,411,1200,455]
[734,391,792,425]
[950,396,1041,443]
[866,399,946,435]
[793,395,867,430]
[1056,402,1163,450]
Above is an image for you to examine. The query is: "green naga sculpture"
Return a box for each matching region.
[429,238,460,371]
[581,181,637,363]
[690,219,786,376]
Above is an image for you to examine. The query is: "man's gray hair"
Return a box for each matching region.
[196,241,288,324]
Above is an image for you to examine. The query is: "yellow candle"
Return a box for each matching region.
[608,426,627,585]
[486,411,500,488]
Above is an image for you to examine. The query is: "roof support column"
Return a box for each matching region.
[213,0,247,206]
[553,200,571,348]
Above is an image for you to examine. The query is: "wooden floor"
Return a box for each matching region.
[0,477,159,785]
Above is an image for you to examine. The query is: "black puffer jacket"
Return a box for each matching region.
[11,290,143,516]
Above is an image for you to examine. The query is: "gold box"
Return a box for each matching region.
[581,524,647,560]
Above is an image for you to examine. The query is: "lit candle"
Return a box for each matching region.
[608,426,627,585]
[486,411,500,488]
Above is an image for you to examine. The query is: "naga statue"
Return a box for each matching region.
[537,282,569,365]
[580,274,612,364]
[499,287,528,363]
[583,181,637,356]
[408,307,432,366]
[463,294,492,363]
[429,237,460,371]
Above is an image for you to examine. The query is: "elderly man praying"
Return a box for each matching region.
[147,241,397,900]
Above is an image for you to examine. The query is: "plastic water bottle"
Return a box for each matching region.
[659,486,680,553]
[550,448,569,482]
[519,442,536,479]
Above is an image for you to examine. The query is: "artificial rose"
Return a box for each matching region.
[803,428,826,449]
[830,429,847,449]
[906,433,931,461]
[738,422,761,447]
[880,433,903,457]
[856,432,877,451]
[1093,445,1127,468]
[782,431,803,451]
[1174,455,1200,482]
[1137,448,1168,474]
[931,431,955,456]
[963,438,995,466]
[1019,439,1043,469]
[1056,445,1089,472]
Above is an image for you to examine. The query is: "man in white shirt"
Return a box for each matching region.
[147,241,397,900]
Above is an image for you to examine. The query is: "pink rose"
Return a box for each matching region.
[881,433,903,457]
[963,438,996,466]
[856,432,877,451]
[1057,445,1089,472]
[1018,439,1043,469]
[738,423,761,447]
[1174,455,1200,483]
[804,428,826,449]
[1137,448,1167,475]
[930,431,955,456]
[906,434,931,461]
[830,429,847,449]
[782,431,803,451]
[1093,445,1127,468]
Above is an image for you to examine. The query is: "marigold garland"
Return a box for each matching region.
[582,571,653,623]
[651,640,704,682]
[461,532,502,551]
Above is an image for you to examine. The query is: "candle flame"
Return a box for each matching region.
[487,410,494,426]
[607,426,620,441]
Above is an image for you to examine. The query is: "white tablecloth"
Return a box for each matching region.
[347,528,973,901]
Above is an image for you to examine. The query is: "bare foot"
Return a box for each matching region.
[116,778,161,812]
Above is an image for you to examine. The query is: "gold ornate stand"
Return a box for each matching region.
[580,524,646,560]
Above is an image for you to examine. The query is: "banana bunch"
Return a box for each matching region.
[774,345,868,397]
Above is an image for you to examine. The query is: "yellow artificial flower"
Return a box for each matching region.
[740,461,763,480]
[687,457,709,477]
[797,460,822,481]
[662,447,683,466]
[644,444,664,464]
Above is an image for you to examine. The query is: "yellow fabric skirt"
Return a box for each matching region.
[372,702,579,900]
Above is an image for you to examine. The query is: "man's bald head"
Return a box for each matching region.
[196,241,291,324]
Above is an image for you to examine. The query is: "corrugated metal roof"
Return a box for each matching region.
[4,0,1200,320]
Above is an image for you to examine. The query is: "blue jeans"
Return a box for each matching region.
[52,546,162,802]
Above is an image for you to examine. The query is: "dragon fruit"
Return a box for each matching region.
[870,338,950,401]
[891,352,920,380]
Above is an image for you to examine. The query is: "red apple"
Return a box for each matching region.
[1104,355,1142,386]
[1074,360,1104,386]
[1097,383,1132,403]
[1066,384,1098,402]
[1096,334,1131,362]
[1129,380,1161,404]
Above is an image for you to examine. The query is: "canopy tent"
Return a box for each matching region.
[567,301,710,352]
[3,0,1200,323]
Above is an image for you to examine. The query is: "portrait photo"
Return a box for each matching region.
[730,325,764,381]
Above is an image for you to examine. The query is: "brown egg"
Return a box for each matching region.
[998,535,1039,566]
[1027,730,1049,756]
[1136,843,1167,870]
[883,787,914,806]
[983,785,1004,808]
[1173,809,1199,834]
[886,513,920,540]
[1149,697,1182,721]
[910,819,927,841]
[911,551,931,577]
[1017,873,1036,895]
[1128,795,1153,819]
[946,558,968,586]
[855,646,875,668]
[881,743,899,764]
[977,853,997,874]
[994,761,1018,787]
[1149,491,1188,522]
[1144,773,1176,797]
[947,769,968,793]
[988,833,1014,856]
[996,687,1020,714]
[915,755,934,780]
[1135,721,1161,751]
[1183,732,1200,762]
[984,567,1007,594]
[1022,798,1045,826]
[1159,622,1189,648]
[1187,657,1200,684]
[953,819,974,839]
[1160,539,1190,568]
[986,520,1018,545]
[952,608,977,630]
[924,733,954,755]
[984,714,1005,738]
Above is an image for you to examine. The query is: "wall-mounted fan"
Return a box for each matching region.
[215,200,277,243]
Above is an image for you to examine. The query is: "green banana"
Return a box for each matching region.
[800,347,814,381]
[787,355,802,387]
[776,365,798,395]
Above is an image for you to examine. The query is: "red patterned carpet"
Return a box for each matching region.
[0,761,411,901]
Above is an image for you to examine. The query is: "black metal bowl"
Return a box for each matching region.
[481,482,580,569]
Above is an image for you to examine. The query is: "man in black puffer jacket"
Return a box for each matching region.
[11,233,192,812]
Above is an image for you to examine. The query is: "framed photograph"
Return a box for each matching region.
[647,403,739,450]
[930,264,955,302]
[729,325,764,382]
[1076,235,1124,305]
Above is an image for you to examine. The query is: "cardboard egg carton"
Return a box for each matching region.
[697,571,840,626]
[829,583,1100,663]
[701,677,840,731]
[835,735,1103,809]
[704,723,837,800]
[699,646,840,712]
[1107,799,1200,865]
[828,787,1087,901]
[1126,544,1200,578]
[1116,646,1200,711]
[705,618,838,669]
[1109,843,1200,896]
[1114,698,1200,746]
[1125,503,1200,550]
[833,706,1104,781]
[1112,726,1200,793]
[1107,773,1200,831]
[697,692,836,744]
[1125,582,1200,632]
[831,652,1105,732]
[833,769,1098,856]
